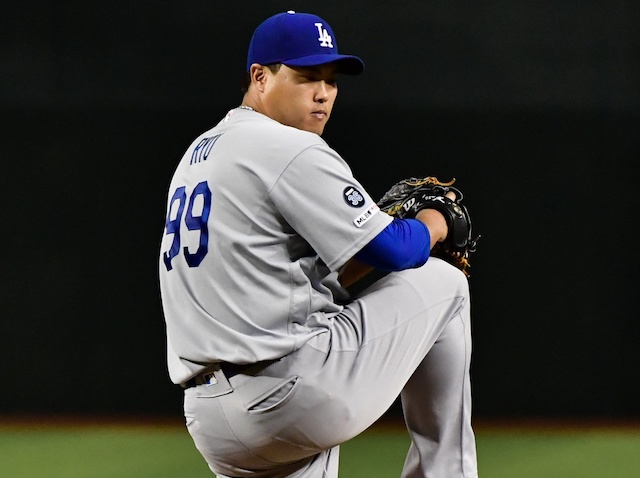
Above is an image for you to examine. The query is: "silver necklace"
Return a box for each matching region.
[238,105,254,111]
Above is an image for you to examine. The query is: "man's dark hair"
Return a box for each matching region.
[241,63,282,93]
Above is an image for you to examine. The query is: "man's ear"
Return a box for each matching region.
[249,64,268,92]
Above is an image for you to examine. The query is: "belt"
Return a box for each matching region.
[181,361,275,389]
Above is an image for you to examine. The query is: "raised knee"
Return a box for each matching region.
[419,257,470,300]
[431,255,468,279]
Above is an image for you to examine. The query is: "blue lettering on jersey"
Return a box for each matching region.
[190,134,223,165]
[343,186,365,208]
[163,181,212,271]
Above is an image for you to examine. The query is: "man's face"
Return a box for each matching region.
[260,63,338,135]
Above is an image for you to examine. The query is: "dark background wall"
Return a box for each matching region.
[2,1,638,419]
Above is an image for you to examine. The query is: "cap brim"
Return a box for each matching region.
[283,54,365,75]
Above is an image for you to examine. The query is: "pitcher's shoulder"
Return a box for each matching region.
[231,111,330,154]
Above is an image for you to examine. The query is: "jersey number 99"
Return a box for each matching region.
[163,181,211,271]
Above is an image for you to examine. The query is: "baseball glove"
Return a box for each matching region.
[377,176,479,276]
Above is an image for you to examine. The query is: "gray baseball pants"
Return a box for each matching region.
[183,257,478,477]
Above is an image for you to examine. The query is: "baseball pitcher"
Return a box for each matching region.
[159,11,479,478]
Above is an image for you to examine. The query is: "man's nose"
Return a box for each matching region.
[315,82,330,102]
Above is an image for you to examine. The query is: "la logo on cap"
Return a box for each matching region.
[315,23,333,48]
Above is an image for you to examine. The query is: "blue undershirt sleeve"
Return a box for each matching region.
[354,218,431,271]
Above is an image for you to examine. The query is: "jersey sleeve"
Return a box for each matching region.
[270,144,392,271]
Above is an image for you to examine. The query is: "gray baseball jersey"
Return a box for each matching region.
[160,107,478,477]
[159,107,392,385]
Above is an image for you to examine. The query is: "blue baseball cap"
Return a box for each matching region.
[246,11,365,75]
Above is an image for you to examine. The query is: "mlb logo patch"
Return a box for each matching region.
[204,372,218,386]
[353,204,380,228]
